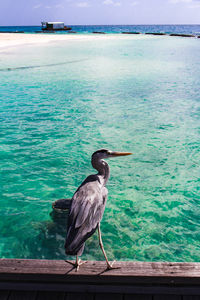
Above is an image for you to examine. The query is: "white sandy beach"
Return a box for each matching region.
[0,33,95,50]
[0,32,149,51]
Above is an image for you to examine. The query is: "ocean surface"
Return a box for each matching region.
[0,29,200,262]
[0,24,200,35]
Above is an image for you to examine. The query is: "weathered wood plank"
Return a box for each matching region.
[0,259,198,274]
[1,259,200,278]
[154,296,182,300]
[36,291,65,300]
[95,294,123,300]
[66,293,94,300]
[1,282,200,298]
[1,260,200,286]
[2,281,200,296]
[2,260,200,299]
[124,296,153,300]
[0,291,10,300]
[8,291,37,300]
[183,297,200,300]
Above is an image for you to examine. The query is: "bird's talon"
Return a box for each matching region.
[65,259,87,271]
[77,260,87,267]
[106,260,120,270]
[75,265,79,272]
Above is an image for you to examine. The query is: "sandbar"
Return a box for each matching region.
[0,32,149,51]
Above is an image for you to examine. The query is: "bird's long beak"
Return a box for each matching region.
[111,151,132,157]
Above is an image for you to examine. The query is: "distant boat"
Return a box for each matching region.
[41,22,72,31]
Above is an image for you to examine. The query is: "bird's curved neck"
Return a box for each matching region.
[91,156,110,185]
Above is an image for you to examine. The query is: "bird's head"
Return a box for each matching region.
[92,149,132,160]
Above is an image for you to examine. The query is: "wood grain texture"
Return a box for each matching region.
[0,291,10,300]
[95,293,123,300]
[2,260,200,298]
[183,297,200,300]
[8,291,37,300]
[1,259,200,276]
[36,291,65,300]
[154,296,182,300]
[66,293,94,300]
[124,296,153,300]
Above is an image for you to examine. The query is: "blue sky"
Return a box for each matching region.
[1,0,200,26]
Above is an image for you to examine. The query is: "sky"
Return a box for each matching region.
[0,0,200,26]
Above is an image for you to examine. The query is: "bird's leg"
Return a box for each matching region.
[75,255,80,271]
[65,255,87,272]
[74,255,87,272]
[98,223,117,270]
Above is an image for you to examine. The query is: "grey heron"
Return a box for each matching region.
[54,149,132,271]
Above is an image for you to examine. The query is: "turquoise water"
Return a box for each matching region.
[0,35,200,261]
[1,24,200,35]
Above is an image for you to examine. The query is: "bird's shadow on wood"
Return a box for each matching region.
[64,263,76,275]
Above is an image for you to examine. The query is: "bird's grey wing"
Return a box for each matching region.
[70,182,107,231]
[65,181,107,253]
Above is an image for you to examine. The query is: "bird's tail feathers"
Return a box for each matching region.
[65,225,97,256]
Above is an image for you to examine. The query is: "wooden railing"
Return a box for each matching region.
[1,259,200,299]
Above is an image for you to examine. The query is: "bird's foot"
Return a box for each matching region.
[75,259,87,272]
[65,259,87,272]
[106,260,120,271]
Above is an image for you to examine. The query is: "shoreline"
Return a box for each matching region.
[0,33,108,50]
[0,32,198,51]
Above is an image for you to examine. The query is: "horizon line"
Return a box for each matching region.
[0,23,200,27]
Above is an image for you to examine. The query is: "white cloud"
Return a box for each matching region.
[55,4,64,8]
[33,4,42,9]
[169,0,200,7]
[169,0,192,3]
[130,1,138,6]
[45,6,51,9]
[103,0,121,6]
[103,0,113,4]
[188,2,200,7]
[76,2,90,7]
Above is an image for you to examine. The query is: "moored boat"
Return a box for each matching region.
[41,22,72,31]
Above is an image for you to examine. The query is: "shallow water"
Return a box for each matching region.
[0,35,200,261]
